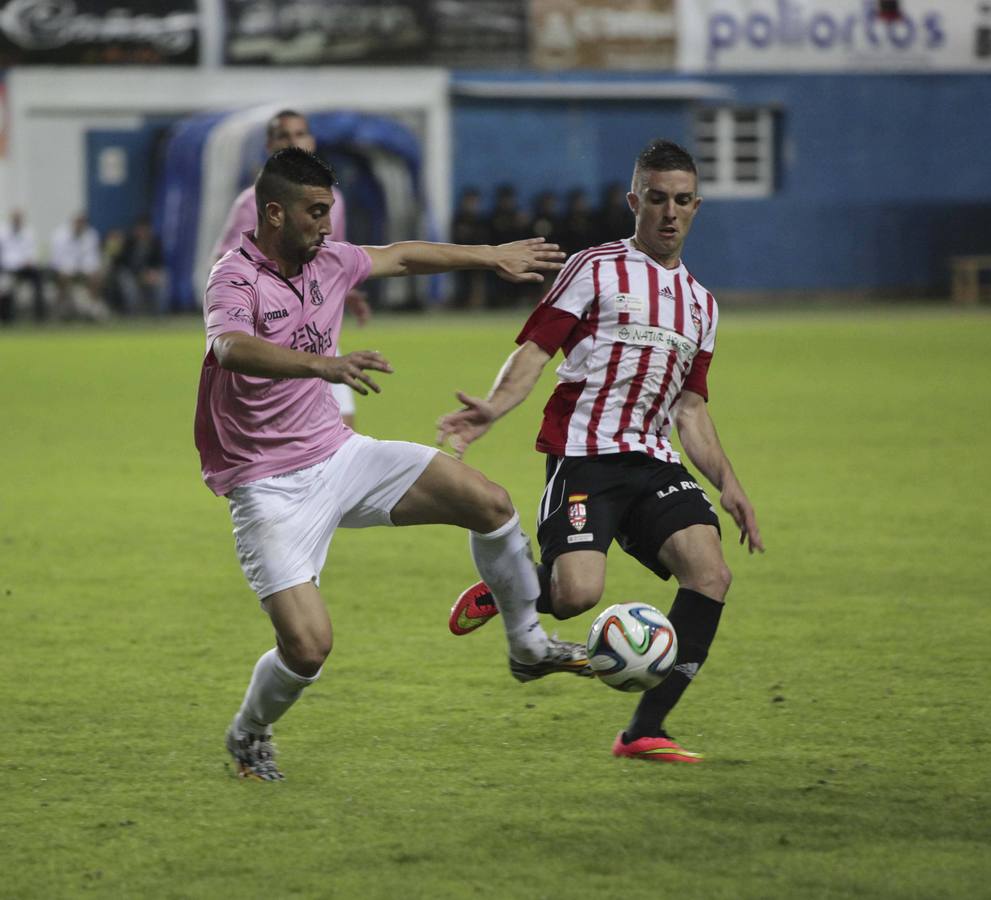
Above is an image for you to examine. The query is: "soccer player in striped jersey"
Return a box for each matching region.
[439,140,763,764]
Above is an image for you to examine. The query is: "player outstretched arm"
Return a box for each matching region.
[674,390,764,553]
[213,332,393,396]
[362,237,564,283]
[436,340,552,458]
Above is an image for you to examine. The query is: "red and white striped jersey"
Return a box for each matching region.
[516,238,717,461]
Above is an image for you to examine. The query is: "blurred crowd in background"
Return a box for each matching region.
[0,209,166,324]
[0,183,635,324]
[453,182,631,309]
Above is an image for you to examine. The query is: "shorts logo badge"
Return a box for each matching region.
[567,493,588,531]
[309,280,325,306]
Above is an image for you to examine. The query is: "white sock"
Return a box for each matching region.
[233,648,321,736]
[469,511,549,664]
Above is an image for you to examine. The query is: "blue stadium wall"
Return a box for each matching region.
[452,72,991,296]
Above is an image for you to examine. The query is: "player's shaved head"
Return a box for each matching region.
[632,140,697,193]
[255,147,338,216]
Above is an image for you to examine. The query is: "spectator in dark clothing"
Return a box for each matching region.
[450,188,490,309]
[531,191,561,243]
[559,188,597,256]
[108,217,168,315]
[487,185,532,308]
[522,191,562,304]
[488,184,531,245]
[594,181,634,246]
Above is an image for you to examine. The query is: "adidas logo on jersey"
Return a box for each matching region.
[659,285,675,298]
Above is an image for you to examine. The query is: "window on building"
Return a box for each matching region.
[693,107,775,198]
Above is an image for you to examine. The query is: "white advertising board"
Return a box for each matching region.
[678,0,991,71]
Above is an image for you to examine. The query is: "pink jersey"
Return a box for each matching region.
[212,185,347,260]
[517,238,717,462]
[194,232,372,495]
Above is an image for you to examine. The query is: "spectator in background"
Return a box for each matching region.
[487,184,530,246]
[450,187,490,309]
[487,185,532,307]
[50,213,109,321]
[595,181,634,246]
[0,209,45,323]
[102,228,127,311]
[559,188,597,257]
[523,192,562,305]
[530,191,561,244]
[107,216,168,315]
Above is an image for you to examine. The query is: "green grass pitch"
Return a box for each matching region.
[1,307,989,898]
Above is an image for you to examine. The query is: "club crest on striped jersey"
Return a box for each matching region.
[309,280,325,306]
[612,293,644,313]
[568,493,588,531]
[691,302,703,338]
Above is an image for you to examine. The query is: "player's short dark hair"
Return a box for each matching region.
[633,140,697,191]
[266,108,306,141]
[255,147,337,215]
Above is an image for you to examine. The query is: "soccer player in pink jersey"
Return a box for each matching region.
[197,148,591,781]
[439,140,764,765]
[212,109,368,428]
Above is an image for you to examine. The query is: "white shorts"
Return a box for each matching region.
[330,381,355,416]
[228,434,437,599]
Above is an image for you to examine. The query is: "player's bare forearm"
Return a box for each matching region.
[363,241,493,276]
[362,238,564,282]
[213,332,392,393]
[675,390,764,552]
[213,332,327,379]
[674,391,735,490]
[436,341,550,456]
[486,341,551,419]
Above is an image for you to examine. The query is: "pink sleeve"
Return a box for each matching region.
[334,242,372,291]
[204,274,256,348]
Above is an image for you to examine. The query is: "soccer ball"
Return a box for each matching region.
[586,602,678,692]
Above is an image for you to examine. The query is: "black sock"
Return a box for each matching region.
[535,563,555,615]
[623,589,724,742]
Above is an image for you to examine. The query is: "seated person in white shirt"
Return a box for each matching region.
[0,209,45,322]
[50,213,110,321]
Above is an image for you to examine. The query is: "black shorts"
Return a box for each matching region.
[535,454,721,580]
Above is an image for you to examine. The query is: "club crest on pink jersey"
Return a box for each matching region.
[309,280,325,306]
